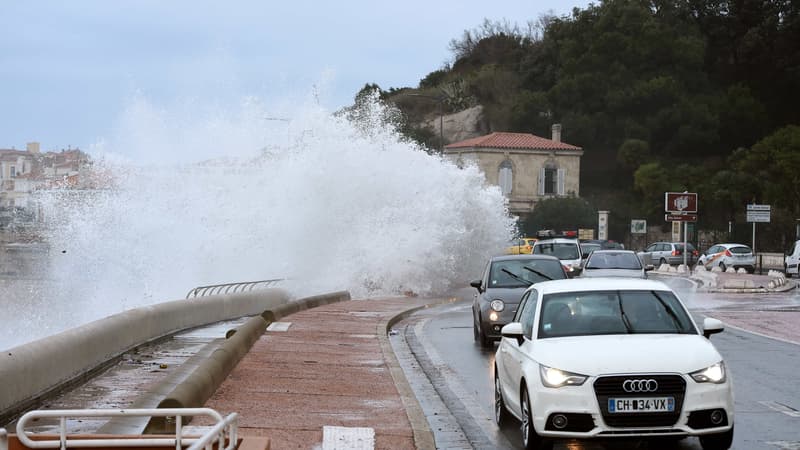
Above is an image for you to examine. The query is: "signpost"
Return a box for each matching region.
[665,192,698,268]
[746,204,771,254]
[631,220,646,234]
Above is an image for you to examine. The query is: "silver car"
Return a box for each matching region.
[638,241,698,267]
[581,250,652,279]
[471,255,568,348]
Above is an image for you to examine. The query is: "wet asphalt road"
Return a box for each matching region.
[398,275,800,450]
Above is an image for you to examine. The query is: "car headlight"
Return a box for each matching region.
[690,361,726,383]
[490,299,505,312]
[539,364,587,388]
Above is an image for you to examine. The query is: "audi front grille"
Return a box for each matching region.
[594,374,686,428]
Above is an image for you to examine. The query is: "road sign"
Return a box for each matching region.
[746,204,771,223]
[665,192,698,214]
[631,219,646,234]
[665,214,697,222]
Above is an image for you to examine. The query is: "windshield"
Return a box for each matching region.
[585,252,643,270]
[489,259,567,288]
[533,242,580,260]
[538,290,696,338]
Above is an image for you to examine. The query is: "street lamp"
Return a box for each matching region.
[403,94,445,153]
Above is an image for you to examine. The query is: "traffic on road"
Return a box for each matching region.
[392,272,800,450]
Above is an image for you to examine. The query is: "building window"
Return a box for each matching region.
[498,160,513,195]
[539,165,565,196]
[10,166,16,178]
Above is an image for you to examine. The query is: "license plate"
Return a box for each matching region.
[608,397,674,413]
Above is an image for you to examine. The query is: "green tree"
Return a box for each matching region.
[521,196,595,235]
[735,125,800,215]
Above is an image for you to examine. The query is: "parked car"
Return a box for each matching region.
[786,240,800,277]
[505,237,537,255]
[494,278,734,450]
[470,255,568,348]
[532,238,583,276]
[698,243,756,273]
[638,241,699,267]
[580,249,651,279]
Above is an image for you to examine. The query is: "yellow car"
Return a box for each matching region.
[505,238,537,255]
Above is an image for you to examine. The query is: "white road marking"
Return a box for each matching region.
[760,400,800,418]
[321,426,374,450]
[266,321,292,331]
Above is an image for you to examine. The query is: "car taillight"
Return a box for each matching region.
[693,250,699,256]
[672,250,679,256]
[725,250,732,257]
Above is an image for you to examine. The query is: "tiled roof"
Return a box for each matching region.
[444,132,581,151]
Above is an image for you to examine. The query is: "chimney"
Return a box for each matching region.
[551,124,562,143]
[26,142,40,154]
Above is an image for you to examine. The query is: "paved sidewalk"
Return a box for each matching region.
[195,297,440,450]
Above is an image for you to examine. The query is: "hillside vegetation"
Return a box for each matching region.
[352,0,800,250]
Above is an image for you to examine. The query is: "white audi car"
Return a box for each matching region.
[494,278,734,450]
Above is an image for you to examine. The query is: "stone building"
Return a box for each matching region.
[443,125,583,220]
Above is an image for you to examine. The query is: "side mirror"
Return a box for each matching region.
[469,279,483,292]
[501,322,525,346]
[702,317,725,338]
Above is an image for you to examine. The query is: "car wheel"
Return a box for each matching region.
[494,369,511,426]
[521,387,551,450]
[659,257,667,266]
[699,425,733,450]
[719,262,727,272]
[476,315,492,348]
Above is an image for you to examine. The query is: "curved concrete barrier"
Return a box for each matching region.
[0,288,292,421]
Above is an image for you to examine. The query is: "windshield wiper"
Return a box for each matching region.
[523,266,553,280]
[501,268,532,286]
[616,293,633,333]
[652,291,683,330]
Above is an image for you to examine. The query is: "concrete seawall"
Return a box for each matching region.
[0,288,294,420]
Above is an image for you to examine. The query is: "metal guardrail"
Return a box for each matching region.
[15,408,237,450]
[185,279,282,299]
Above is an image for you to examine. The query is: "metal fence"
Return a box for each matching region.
[185,279,283,299]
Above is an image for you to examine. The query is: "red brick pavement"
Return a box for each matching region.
[197,297,434,450]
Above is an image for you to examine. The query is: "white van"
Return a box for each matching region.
[785,240,800,277]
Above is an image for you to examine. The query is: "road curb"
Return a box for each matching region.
[378,297,459,450]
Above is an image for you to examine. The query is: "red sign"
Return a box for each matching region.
[665,214,697,222]
[665,192,698,214]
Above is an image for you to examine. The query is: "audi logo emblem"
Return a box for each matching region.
[622,379,658,393]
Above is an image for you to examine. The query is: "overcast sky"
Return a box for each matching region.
[1,1,591,151]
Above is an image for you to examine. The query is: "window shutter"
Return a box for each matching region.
[499,167,512,195]
[538,167,545,195]
[557,169,565,195]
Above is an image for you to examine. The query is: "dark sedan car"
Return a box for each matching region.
[470,254,568,348]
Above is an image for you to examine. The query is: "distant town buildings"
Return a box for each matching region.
[0,142,92,231]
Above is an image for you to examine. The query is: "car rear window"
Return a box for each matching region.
[586,252,642,269]
[729,246,752,254]
[533,242,580,260]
